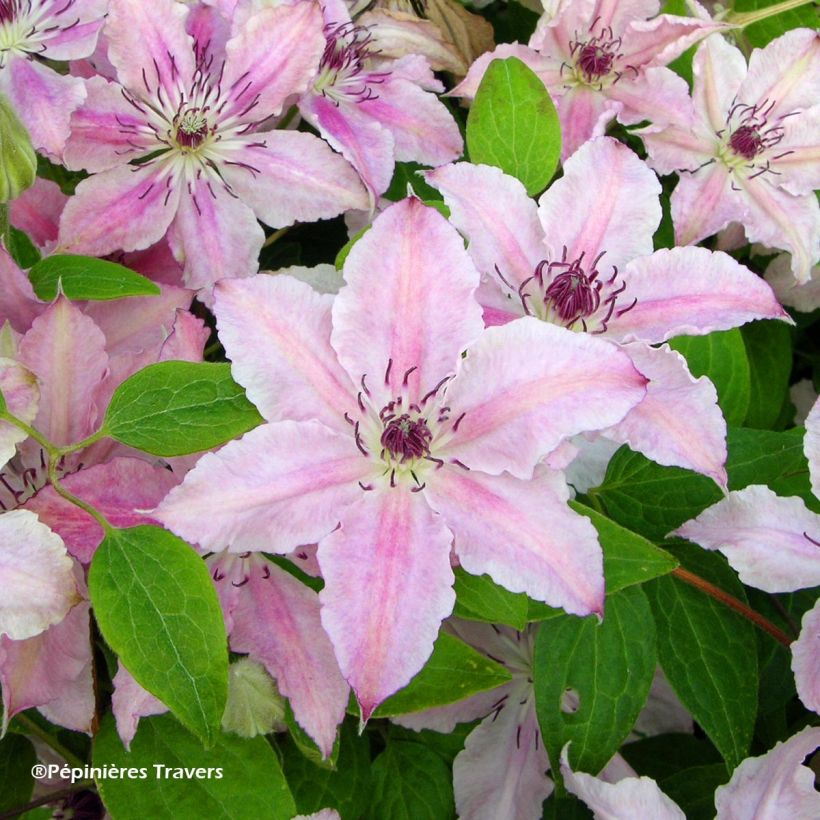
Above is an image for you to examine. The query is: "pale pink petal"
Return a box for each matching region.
[561,745,686,820]
[17,298,109,447]
[393,686,508,734]
[0,510,78,641]
[425,162,546,289]
[611,246,790,344]
[766,257,820,314]
[275,264,344,296]
[23,459,181,564]
[691,34,747,134]
[0,247,42,331]
[639,120,715,176]
[425,467,604,616]
[451,44,562,99]
[221,2,324,122]
[155,421,369,554]
[0,358,39,469]
[225,557,349,758]
[555,86,621,161]
[218,132,368,229]
[294,811,340,820]
[632,667,693,738]
[64,76,158,173]
[714,726,820,820]
[671,164,745,247]
[105,0,195,108]
[185,1,231,62]
[10,178,67,252]
[454,686,552,820]
[331,198,483,408]
[673,485,820,593]
[40,20,106,64]
[440,318,647,479]
[774,106,820,197]
[591,0,659,34]
[57,163,181,257]
[806,397,820,498]
[359,77,462,167]
[214,275,356,431]
[605,66,695,129]
[167,175,263,294]
[537,138,661,271]
[620,13,729,68]
[0,57,85,161]
[791,601,820,715]
[0,602,94,733]
[604,343,727,487]
[318,488,456,722]
[112,665,167,750]
[158,310,209,362]
[738,29,820,121]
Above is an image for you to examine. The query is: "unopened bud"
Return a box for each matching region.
[0,94,37,204]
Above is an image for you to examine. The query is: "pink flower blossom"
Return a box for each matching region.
[156,197,648,720]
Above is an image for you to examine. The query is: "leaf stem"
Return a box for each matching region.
[48,463,113,534]
[54,428,107,457]
[262,226,290,248]
[0,409,52,452]
[726,0,818,27]
[13,714,86,768]
[672,567,794,647]
[0,781,95,820]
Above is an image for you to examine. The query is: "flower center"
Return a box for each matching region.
[380,413,433,462]
[314,22,387,104]
[577,43,614,80]
[565,25,633,87]
[720,100,793,178]
[0,0,19,24]
[173,107,210,150]
[728,124,764,160]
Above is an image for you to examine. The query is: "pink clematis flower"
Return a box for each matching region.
[156,197,649,720]
[426,137,789,486]
[639,30,820,282]
[453,0,727,159]
[55,0,368,295]
[0,0,107,159]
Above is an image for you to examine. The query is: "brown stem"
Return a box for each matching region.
[0,782,94,820]
[672,567,794,647]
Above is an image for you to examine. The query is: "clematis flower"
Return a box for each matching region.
[452,0,727,159]
[0,0,107,160]
[55,0,368,295]
[156,197,649,720]
[426,137,789,486]
[639,30,820,282]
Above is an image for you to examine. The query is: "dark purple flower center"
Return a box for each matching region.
[723,100,791,175]
[0,0,21,24]
[316,22,387,104]
[544,269,601,323]
[174,108,210,149]
[577,43,615,80]
[380,413,432,462]
[729,124,764,160]
[568,25,626,84]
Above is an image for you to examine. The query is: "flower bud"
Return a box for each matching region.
[0,94,37,204]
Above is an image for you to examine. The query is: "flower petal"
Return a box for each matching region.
[112,665,167,750]
[426,466,604,616]
[806,397,820,499]
[331,198,483,408]
[0,358,39,470]
[155,421,368,554]
[673,485,820,593]
[451,44,561,99]
[792,600,820,715]
[554,86,620,162]
[691,33,747,135]
[318,488,455,722]
[671,163,744,247]
[441,318,647,479]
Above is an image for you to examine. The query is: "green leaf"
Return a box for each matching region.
[281,719,372,819]
[620,733,722,782]
[7,227,40,269]
[367,741,455,820]
[453,567,529,629]
[644,545,758,771]
[93,713,295,820]
[384,162,442,202]
[734,0,820,47]
[370,631,511,718]
[89,526,228,746]
[0,733,35,812]
[28,254,160,301]
[742,320,793,429]
[533,586,657,783]
[570,501,678,592]
[659,764,730,820]
[668,328,751,426]
[466,57,561,195]
[335,225,370,270]
[103,361,263,457]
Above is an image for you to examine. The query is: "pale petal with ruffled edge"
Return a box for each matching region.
[561,745,686,820]
[791,601,820,715]
[605,66,694,130]
[0,511,78,641]
[604,343,727,487]
[332,198,483,408]
[440,318,646,479]
[214,275,356,431]
[714,726,820,819]
[318,488,456,722]
[155,420,369,554]
[0,247,42,331]
[775,106,820,197]
[765,256,820,314]
[222,556,349,758]
[0,358,38,470]
[673,485,820,593]
[112,665,167,750]
[555,86,621,162]
[158,310,209,362]
[610,246,790,344]
[692,34,748,135]
[9,178,66,253]
[57,163,181,258]
[217,131,368,229]
[537,138,661,272]
[36,0,107,61]
[806,397,820,498]
[425,162,546,289]
[276,265,344,296]
[425,466,604,616]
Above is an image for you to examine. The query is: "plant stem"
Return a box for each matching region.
[49,463,112,534]
[0,782,95,820]
[54,428,107,457]
[727,0,818,27]
[0,410,52,452]
[13,714,86,768]
[262,226,290,248]
[672,567,794,647]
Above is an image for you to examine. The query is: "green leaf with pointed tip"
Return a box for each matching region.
[453,567,529,629]
[467,57,561,195]
[0,733,35,812]
[93,714,294,820]
[28,254,160,301]
[89,526,228,747]
[103,361,263,456]
[7,227,40,269]
[368,632,511,718]
[734,0,820,47]
[534,585,657,786]
[669,328,751,426]
[741,320,793,429]
[644,545,757,771]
